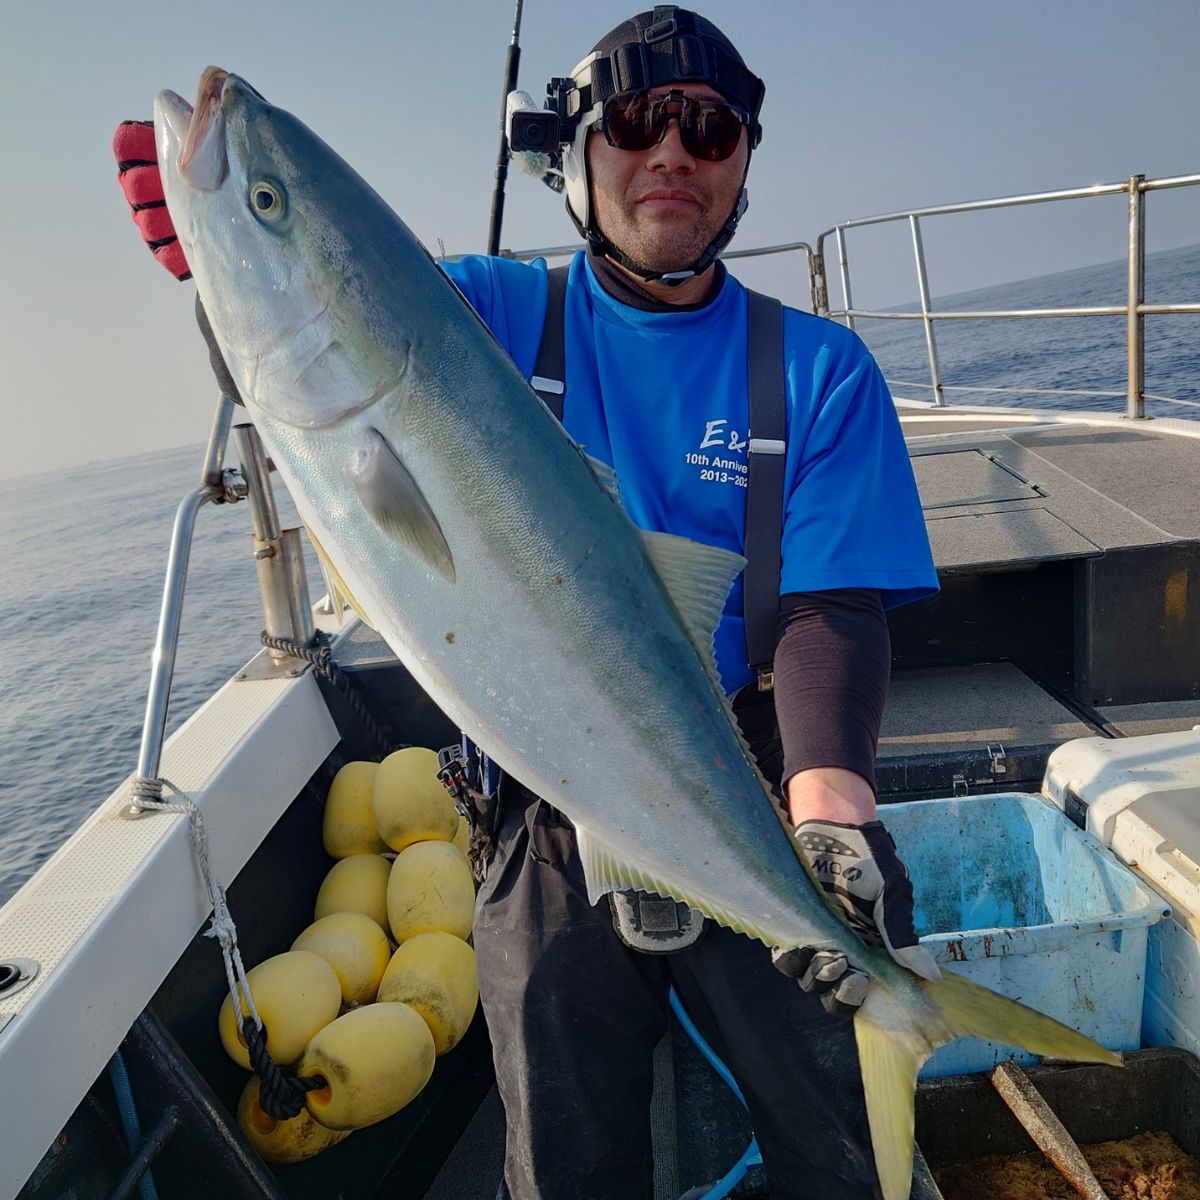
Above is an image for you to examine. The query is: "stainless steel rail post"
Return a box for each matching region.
[233,423,314,658]
[201,395,236,489]
[126,395,244,818]
[910,215,946,406]
[835,227,856,331]
[1126,174,1146,419]
[811,236,830,317]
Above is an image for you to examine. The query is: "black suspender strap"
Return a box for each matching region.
[743,290,787,687]
[531,264,571,421]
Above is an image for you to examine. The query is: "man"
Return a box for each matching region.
[114,9,938,1198]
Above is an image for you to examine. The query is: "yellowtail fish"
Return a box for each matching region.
[155,69,1119,1200]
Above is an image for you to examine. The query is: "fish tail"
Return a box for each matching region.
[853,969,1122,1200]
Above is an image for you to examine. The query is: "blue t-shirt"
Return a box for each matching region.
[441,252,937,693]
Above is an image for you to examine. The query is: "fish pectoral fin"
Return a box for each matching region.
[640,531,745,678]
[853,966,1124,1200]
[352,429,455,582]
[574,822,774,946]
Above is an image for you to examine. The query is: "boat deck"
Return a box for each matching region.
[880,409,1200,797]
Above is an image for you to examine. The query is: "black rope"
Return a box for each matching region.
[242,1017,325,1121]
[260,629,404,758]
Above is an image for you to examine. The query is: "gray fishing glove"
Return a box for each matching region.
[798,819,940,978]
[771,944,871,1015]
[774,819,940,1013]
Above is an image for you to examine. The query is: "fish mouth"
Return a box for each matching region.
[162,65,230,191]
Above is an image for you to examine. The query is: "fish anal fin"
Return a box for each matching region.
[353,429,455,582]
[574,822,774,947]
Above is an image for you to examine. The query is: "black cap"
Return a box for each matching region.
[587,6,764,137]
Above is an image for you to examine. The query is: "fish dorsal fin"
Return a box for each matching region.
[638,530,773,802]
[574,822,775,947]
[584,452,623,506]
[640,530,745,679]
[351,429,456,582]
[306,525,374,630]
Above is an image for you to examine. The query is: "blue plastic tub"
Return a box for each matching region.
[882,792,1169,1077]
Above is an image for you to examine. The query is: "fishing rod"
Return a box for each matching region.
[486,0,525,256]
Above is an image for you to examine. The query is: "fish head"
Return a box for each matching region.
[155,70,410,430]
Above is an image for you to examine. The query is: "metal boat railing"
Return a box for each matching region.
[813,172,1200,419]
[125,396,316,817]
[497,171,1199,420]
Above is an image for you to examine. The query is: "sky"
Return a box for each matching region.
[2,0,1198,481]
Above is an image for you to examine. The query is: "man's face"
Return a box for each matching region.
[587,82,749,274]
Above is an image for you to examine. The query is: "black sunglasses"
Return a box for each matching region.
[600,90,750,162]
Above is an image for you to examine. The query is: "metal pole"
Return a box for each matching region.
[200,395,237,489]
[131,484,220,805]
[233,424,315,657]
[810,237,829,317]
[910,215,946,407]
[834,227,855,331]
[125,395,250,817]
[1126,174,1146,419]
[279,527,315,646]
[486,0,525,256]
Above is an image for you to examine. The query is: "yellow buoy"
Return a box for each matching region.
[300,1002,436,1130]
[291,912,391,1006]
[451,813,470,857]
[387,840,475,943]
[236,1074,351,1162]
[218,951,341,1069]
[323,761,388,858]
[314,853,392,933]
[378,932,479,1055]
[373,746,459,851]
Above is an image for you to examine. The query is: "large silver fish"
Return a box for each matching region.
[154,68,1118,1199]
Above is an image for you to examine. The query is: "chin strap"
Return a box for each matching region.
[577,186,750,287]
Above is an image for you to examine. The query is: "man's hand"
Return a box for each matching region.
[796,819,940,982]
[771,945,869,1015]
[113,120,191,280]
[772,816,940,1013]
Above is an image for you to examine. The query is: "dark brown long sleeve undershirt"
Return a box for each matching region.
[773,589,890,795]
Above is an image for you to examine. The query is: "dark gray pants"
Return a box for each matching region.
[472,695,881,1200]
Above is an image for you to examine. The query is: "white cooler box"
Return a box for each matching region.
[1044,729,1200,1055]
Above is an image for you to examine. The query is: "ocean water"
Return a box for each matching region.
[1,246,1198,905]
[0,444,314,904]
[856,241,1200,415]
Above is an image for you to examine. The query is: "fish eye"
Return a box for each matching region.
[249,179,286,222]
